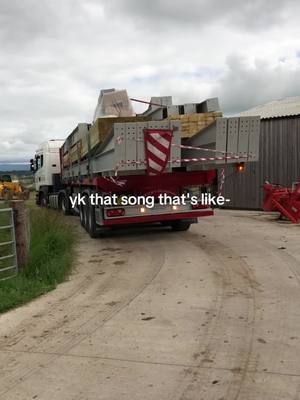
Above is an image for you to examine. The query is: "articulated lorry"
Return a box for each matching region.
[31,89,260,237]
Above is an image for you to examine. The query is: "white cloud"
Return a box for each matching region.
[0,0,300,162]
[214,55,300,114]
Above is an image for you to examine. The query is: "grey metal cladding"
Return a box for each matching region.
[238,96,300,119]
[222,116,300,210]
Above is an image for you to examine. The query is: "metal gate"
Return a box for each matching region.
[0,208,18,280]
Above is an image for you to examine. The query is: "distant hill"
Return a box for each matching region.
[0,164,30,172]
[0,171,32,177]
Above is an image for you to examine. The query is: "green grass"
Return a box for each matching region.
[0,207,75,313]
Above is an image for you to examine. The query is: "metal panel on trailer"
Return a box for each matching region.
[167,105,180,116]
[92,135,115,174]
[136,122,146,171]
[169,120,181,167]
[248,116,260,161]
[125,123,137,171]
[184,104,196,114]
[91,148,115,174]
[204,97,220,112]
[238,117,250,160]
[161,96,172,107]
[183,116,259,168]
[226,117,239,161]
[95,120,182,174]
[114,124,126,171]
[215,118,228,163]
[62,115,260,180]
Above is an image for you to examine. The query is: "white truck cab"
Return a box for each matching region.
[32,140,63,191]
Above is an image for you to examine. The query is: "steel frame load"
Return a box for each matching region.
[183,116,260,170]
[61,116,260,180]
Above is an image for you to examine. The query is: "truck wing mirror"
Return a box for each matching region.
[30,159,35,172]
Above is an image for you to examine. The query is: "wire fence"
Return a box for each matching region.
[0,208,18,280]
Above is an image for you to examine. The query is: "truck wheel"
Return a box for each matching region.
[60,194,71,215]
[87,201,98,238]
[160,221,171,227]
[39,192,48,207]
[171,221,191,232]
[79,195,88,229]
[79,204,85,227]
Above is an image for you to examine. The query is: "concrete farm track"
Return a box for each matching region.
[1,210,300,400]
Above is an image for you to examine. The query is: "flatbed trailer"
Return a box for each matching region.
[31,93,260,237]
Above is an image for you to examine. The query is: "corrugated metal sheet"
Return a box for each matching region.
[239,97,300,119]
[222,116,300,209]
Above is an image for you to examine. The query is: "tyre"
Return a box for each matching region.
[171,221,191,232]
[83,200,89,230]
[79,194,88,229]
[39,192,48,207]
[87,199,99,238]
[79,204,85,227]
[60,194,71,215]
[160,221,171,227]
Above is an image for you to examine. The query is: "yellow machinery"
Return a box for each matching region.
[0,174,26,200]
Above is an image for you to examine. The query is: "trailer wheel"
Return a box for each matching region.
[79,204,85,227]
[171,221,191,232]
[79,195,88,229]
[39,192,48,207]
[60,194,71,215]
[87,200,98,238]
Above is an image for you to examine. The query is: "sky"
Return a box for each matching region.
[1,0,300,163]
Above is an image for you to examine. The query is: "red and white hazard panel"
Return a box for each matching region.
[144,129,173,175]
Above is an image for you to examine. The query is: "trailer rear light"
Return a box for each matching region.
[106,208,125,217]
[192,204,208,209]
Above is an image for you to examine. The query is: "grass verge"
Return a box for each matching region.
[0,207,75,314]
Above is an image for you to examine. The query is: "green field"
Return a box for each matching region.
[0,206,75,313]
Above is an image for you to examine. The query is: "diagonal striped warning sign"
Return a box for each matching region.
[144,129,173,175]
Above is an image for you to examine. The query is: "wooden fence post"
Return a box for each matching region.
[10,200,30,270]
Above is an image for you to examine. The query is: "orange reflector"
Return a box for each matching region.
[236,162,246,173]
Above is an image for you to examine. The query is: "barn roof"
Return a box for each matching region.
[238,96,300,119]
